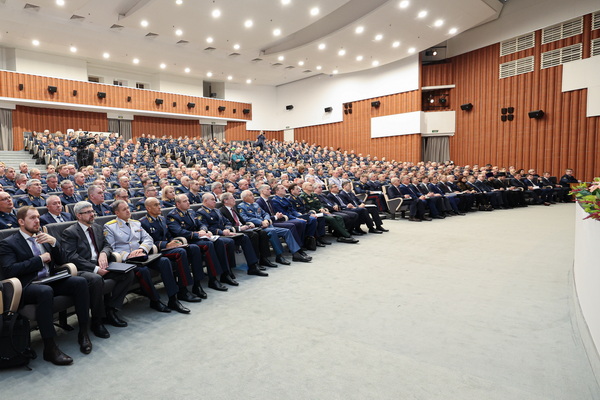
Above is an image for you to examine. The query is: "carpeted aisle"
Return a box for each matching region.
[2,203,599,399]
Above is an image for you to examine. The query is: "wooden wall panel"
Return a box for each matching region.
[12,105,107,150]
[131,116,201,139]
[224,123,284,143]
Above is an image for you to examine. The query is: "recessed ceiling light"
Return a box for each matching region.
[310,7,319,16]
[160,63,166,69]
[356,55,363,61]
[332,70,339,75]
[281,0,291,4]
[355,26,364,34]
[233,44,240,50]
[449,27,457,34]
[375,34,383,41]
[56,0,65,6]
[228,75,233,80]
[316,65,322,70]
[298,61,304,66]
[246,79,252,84]
[434,19,444,27]
[184,67,191,73]
[70,46,77,53]
[318,43,326,50]
[338,49,346,56]
[133,58,140,64]
[206,37,214,43]
[212,9,221,18]
[372,60,379,66]
[408,47,416,54]
[32,39,40,46]
[278,55,285,61]
[399,0,409,9]
[207,72,213,77]
[244,19,253,28]
[175,29,183,36]
[175,0,183,4]
[417,10,427,18]
[141,20,149,27]
[103,52,110,59]
[392,41,400,48]
[273,28,281,36]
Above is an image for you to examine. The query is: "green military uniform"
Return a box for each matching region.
[299,192,353,238]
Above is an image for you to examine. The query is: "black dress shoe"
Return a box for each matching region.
[178,290,202,303]
[353,229,366,235]
[248,266,269,277]
[292,252,311,262]
[150,300,171,313]
[317,238,332,245]
[260,258,278,268]
[43,346,73,366]
[192,284,208,299]
[78,333,93,354]
[337,236,359,243]
[105,308,128,328]
[375,226,389,232]
[168,298,191,314]
[275,255,291,265]
[409,216,422,222]
[368,228,383,234]
[423,216,433,221]
[298,250,312,260]
[221,274,239,286]
[315,241,326,247]
[208,279,228,291]
[433,215,445,219]
[257,264,267,271]
[91,323,110,338]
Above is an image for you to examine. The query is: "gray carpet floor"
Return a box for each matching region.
[2,203,599,399]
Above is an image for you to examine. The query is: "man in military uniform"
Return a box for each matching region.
[104,200,190,313]
[290,183,330,246]
[87,185,113,216]
[199,193,267,277]
[186,180,203,204]
[45,173,61,193]
[314,184,360,232]
[166,194,235,289]
[140,197,206,300]
[300,182,358,244]
[59,180,83,205]
[237,190,311,264]
[16,179,47,207]
[0,167,17,187]
[0,191,18,229]
[134,185,159,212]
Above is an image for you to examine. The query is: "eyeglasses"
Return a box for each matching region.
[79,210,96,215]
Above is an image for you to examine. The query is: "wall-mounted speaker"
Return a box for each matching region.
[460,103,473,111]
[218,106,226,112]
[348,103,352,108]
[206,105,210,111]
[72,90,77,96]
[47,86,57,94]
[348,109,352,114]
[155,98,163,105]
[371,101,381,108]
[97,92,106,99]
[127,96,131,102]
[187,102,195,109]
[501,108,507,115]
[344,103,348,109]
[344,110,348,115]
[18,84,24,91]
[233,109,236,114]
[172,102,177,107]
[501,115,507,122]
[243,109,250,114]
[286,105,294,110]
[324,107,333,113]
[528,110,544,119]
[507,114,514,121]
[507,107,514,114]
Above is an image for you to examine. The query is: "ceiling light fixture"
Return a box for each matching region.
[399,0,410,8]
[298,61,304,66]
[316,65,322,70]
[356,55,363,61]
[449,27,458,34]
[133,58,140,64]
[318,43,326,50]
[206,37,213,43]
[310,7,319,16]
[281,0,291,4]
[141,20,149,27]
[228,75,233,80]
[207,72,213,77]
[56,0,65,6]
[175,29,183,36]
[278,55,285,61]
[184,67,190,73]
[160,63,166,69]
[103,52,110,59]
[212,9,221,18]
[417,10,427,18]
[70,46,77,53]
[355,26,364,34]
[434,19,444,27]
[375,34,383,41]
[338,49,346,56]
[246,79,252,84]
[273,28,281,36]
[244,19,253,28]
[372,60,379,67]
[233,44,240,50]
[392,41,400,48]
[175,0,183,4]
[332,70,339,75]
[408,47,416,54]
[32,39,40,46]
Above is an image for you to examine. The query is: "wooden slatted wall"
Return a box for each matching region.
[131,116,202,139]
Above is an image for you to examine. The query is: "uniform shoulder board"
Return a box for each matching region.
[129,218,138,222]
[105,219,118,225]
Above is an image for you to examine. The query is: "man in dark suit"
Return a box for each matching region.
[255,184,304,247]
[271,184,315,249]
[339,181,387,232]
[40,195,74,226]
[388,177,424,222]
[0,206,91,365]
[62,201,134,337]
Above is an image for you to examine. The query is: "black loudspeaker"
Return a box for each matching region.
[18,84,24,91]
[501,115,507,122]
[460,103,473,111]
[97,92,106,99]
[127,96,131,102]
[344,110,348,115]
[348,103,352,108]
[507,107,514,114]
[286,105,294,110]
[218,106,226,112]
[501,108,507,114]
[206,105,210,111]
[72,90,77,96]
[47,86,57,94]
[172,102,177,107]
[243,109,250,114]
[371,101,381,108]
[507,114,514,121]
[324,107,332,113]
[528,110,544,119]
[187,102,195,109]
[155,98,163,105]
[348,109,352,114]
[233,109,236,113]
[344,103,348,109]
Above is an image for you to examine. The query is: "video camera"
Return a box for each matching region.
[77,132,96,148]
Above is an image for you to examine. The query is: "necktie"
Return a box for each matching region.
[231,208,241,226]
[57,214,64,223]
[88,227,99,255]
[28,236,49,279]
[266,199,275,215]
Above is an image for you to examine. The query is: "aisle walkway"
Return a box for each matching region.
[1,203,598,399]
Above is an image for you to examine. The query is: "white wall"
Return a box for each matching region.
[423,111,456,136]
[87,64,159,89]
[157,73,204,97]
[562,57,600,118]
[448,0,600,57]
[371,111,423,138]
[226,84,278,131]
[14,48,87,81]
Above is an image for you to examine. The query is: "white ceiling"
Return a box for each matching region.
[0,0,502,86]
